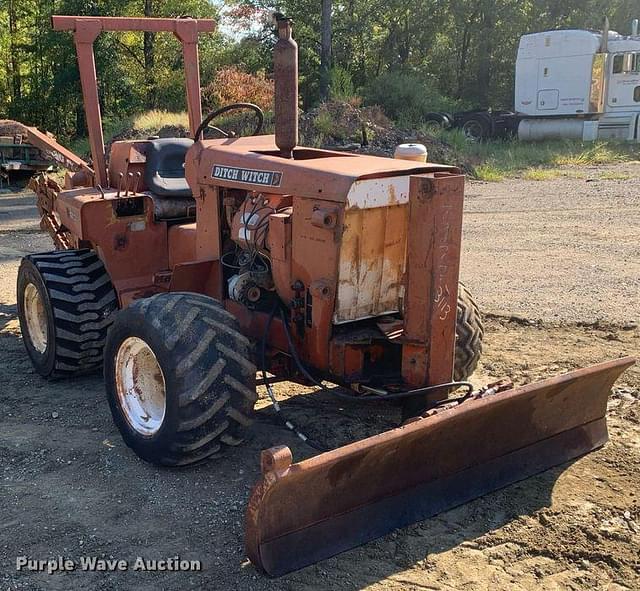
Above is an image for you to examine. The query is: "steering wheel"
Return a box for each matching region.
[194,103,264,141]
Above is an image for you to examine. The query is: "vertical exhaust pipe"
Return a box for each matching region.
[274,15,298,159]
[601,16,609,52]
[632,19,639,36]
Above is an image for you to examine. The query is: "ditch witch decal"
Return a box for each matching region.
[212,165,283,187]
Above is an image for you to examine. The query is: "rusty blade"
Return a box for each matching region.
[245,357,635,576]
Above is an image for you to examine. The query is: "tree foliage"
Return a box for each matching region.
[0,0,638,138]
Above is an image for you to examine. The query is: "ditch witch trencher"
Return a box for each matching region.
[16,15,634,576]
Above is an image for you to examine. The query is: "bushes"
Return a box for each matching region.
[202,67,274,112]
[362,71,464,127]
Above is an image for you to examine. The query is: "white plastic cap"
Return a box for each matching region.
[394,143,428,162]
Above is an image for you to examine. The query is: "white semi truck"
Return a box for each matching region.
[435,18,640,142]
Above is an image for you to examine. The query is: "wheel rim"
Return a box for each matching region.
[463,121,483,141]
[115,336,166,436]
[23,282,48,353]
[424,120,441,132]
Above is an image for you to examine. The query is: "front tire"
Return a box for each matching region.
[104,292,257,466]
[454,283,483,381]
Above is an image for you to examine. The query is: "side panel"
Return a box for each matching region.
[81,195,169,302]
[334,176,410,323]
[335,205,407,322]
[290,197,341,369]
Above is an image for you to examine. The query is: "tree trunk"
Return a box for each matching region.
[143,0,156,108]
[476,8,494,107]
[320,0,332,101]
[8,0,22,104]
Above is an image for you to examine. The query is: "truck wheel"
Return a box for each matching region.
[423,112,451,132]
[454,283,483,381]
[104,292,257,466]
[462,114,491,142]
[17,250,117,378]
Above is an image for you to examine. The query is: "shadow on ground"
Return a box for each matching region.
[0,323,575,590]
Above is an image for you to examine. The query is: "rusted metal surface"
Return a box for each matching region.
[267,211,293,304]
[167,223,196,269]
[70,18,107,187]
[188,137,458,203]
[22,126,93,177]
[50,188,169,305]
[336,202,407,323]
[51,15,216,33]
[290,196,341,369]
[30,174,74,249]
[168,260,221,300]
[52,16,215,186]
[402,173,465,393]
[274,16,298,158]
[246,357,635,577]
[108,141,150,191]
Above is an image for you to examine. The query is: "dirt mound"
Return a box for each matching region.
[299,101,475,174]
[0,119,29,139]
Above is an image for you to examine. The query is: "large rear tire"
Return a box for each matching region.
[17,250,117,378]
[104,292,257,466]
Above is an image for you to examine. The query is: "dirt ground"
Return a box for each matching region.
[0,163,638,591]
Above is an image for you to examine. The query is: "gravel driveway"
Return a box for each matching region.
[0,163,638,591]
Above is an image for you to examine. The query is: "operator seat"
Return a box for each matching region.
[144,138,196,221]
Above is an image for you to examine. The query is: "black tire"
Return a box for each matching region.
[17,249,117,378]
[423,112,451,131]
[104,292,257,466]
[454,283,483,381]
[461,114,492,142]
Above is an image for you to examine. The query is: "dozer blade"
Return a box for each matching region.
[245,357,635,576]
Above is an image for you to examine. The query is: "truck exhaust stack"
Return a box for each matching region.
[274,16,298,158]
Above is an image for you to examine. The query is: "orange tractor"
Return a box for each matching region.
[17,15,634,576]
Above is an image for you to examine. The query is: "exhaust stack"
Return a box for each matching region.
[601,16,610,52]
[274,16,298,158]
[633,19,639,36]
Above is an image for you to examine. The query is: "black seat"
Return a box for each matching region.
[144,138,193,198]
[144,138,195,220]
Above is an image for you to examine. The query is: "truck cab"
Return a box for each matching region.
[515,24,640,141]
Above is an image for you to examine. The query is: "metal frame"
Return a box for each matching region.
[51,16,216,187]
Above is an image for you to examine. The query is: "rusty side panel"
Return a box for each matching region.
[167,223,196,269]
[335,203,408,323]
[195,185,222,261]
[108,141,150,191]
[169,259,222,300]
[246,357,635,577]
[268,212,293,304]
[67,191,170,304]
[290,197,342,369]
[401,173,465,391]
